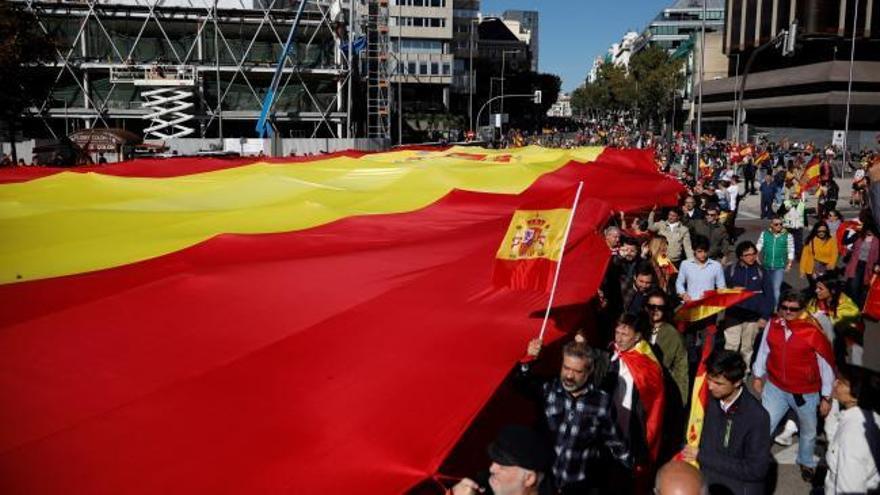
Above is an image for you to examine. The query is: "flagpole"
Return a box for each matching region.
[538,181,584,340]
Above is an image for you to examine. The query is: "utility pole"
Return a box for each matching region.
[842,0,859,173]
[214,0,223,145]
[397,0,403,145]
[694,0,706,176]
[500,49,520,141]
[468,19,475,133]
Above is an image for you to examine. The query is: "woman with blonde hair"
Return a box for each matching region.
[646,236,676,293]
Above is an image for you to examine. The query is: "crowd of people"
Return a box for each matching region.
[447,133,880,495]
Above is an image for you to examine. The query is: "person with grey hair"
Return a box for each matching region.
[448,425,553,495]
[604,225,621,257]
[520,337,631,493]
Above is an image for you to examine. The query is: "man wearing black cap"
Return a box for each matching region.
[449,424,552,495]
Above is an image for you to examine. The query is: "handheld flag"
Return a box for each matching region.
[678,324,719,467]
[675,288,756,323]
[800,156,821,191]
[618,340,665,463]
[755,150,770,165]
[492,186,580,293]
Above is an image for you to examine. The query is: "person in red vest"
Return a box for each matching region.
[751,291,835,483]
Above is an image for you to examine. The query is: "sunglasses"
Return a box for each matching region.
[817,230,829,234]
[646,304,665,311]
[771,223,783,227]
[780,305,801,312]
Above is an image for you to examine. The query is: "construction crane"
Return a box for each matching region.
[255,0,309,138]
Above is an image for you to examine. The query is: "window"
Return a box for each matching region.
[393,0,446,6]
[431,62,439,74]
[408,62,417,74]
[392,16,446,28]
[420,62,428,75]
[442,63,450,75]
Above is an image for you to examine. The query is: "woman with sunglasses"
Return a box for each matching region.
[800,221,839,292]
[642,289,688,464]
[807,275,862,366]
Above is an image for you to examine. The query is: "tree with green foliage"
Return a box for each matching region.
[0,2,56,164]
[628,45,684,131]
[571,45,684,132]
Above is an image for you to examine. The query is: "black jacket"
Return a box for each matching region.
[724,262,774,322]
[698,389,771,495]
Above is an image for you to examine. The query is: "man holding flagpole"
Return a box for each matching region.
[520,338,632,494]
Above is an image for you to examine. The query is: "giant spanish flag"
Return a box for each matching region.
[0,146,683,494]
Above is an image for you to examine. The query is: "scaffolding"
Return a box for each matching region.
[16,0,353,140]
[365,0,390,139]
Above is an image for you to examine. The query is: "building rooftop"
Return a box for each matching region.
[665,0,725,10]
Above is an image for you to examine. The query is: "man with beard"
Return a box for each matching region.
[682,350,770,494]
[449,425,553,495]
[520,338,632,493]
[621,262,657,317]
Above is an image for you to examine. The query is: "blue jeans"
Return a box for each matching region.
[767,268,785,309]
[762,380,819,468]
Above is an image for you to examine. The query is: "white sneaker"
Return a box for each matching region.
[774,420,798,446]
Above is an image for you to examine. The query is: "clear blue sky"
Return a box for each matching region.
[481,0,674,93]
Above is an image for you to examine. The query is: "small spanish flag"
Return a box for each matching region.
[675,288,756,323]
[755,150,770,165]
[492,188,579,292]
[800,156,822,191]
[678,324,719,467]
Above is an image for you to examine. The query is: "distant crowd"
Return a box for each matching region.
[446,130,880,495]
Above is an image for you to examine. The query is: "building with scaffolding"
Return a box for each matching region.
[12,0,372,147]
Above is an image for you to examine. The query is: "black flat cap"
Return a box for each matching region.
[487,425,553,472]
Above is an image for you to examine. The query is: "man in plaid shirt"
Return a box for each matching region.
[520,338,632,494]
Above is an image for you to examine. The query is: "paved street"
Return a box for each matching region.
[734,178,858,494]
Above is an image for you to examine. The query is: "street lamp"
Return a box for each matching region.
[500,49,521,140]
[468,18,480,133]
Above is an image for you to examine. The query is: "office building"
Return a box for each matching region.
[700,0,880,143]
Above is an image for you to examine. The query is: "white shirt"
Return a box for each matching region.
[720,387,744,413]
[727,184,739,211]
[611,351,634,436]
[825,405,880,494]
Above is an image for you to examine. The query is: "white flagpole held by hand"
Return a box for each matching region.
[538,181,584,341]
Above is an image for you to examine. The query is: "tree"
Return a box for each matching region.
[0,3,57,164]
[570,63,634,120]
[627,46,684,131]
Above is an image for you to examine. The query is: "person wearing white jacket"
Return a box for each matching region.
[824,364,880,494]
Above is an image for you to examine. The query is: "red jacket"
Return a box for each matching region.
[766,317,834,394]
